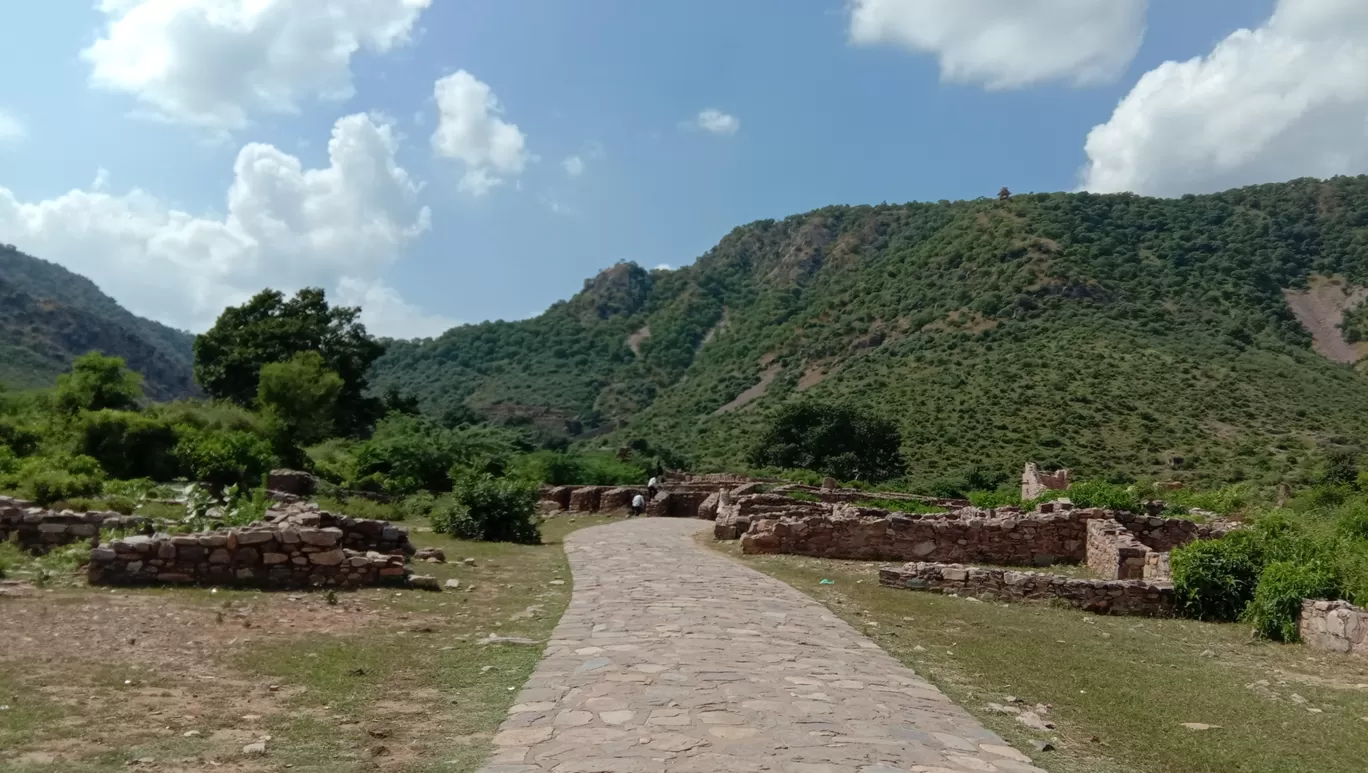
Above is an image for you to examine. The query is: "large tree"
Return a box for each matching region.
[54,352,144,415]
[749,401,906,483]
[194,288,385,434]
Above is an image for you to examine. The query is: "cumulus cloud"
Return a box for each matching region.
[431,70,534,196]
[83,0,431,129]
[696,108,740,135]
[1082,0,1368,196]
[562,155,585,177]
[334,277,458,339]
[0,113,440,335]
[848,0,1147,89]
[0,110,23,142]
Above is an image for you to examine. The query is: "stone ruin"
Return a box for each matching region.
[1021,462,1070,501]
[88,501,415,589]
[540,480,763,519]
[718,492,1240,617]
[1300,600,1368,659]
[1,495,148,554]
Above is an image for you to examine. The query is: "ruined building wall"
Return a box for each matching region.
[1020,463,1070,501]
[1300,600,1367,658]
[1,496,147,553]
[879,562,1175,617]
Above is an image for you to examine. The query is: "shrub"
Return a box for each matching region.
[1037,480,1140,512]
[1245,561,1341,642]
[1171,533,1263,621]
[0,417,41,456]
[398,492,437,521]
[53,352,144,414]
[103,478,167,500]
[175,429,274,490]
[77,410,183,481]
[967,489,1022,509]
[432,474,540,544]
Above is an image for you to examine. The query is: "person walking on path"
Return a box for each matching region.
[629,493,645,518]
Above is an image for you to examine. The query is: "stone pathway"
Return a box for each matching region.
[479,518,1047,773]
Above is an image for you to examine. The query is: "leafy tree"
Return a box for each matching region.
[54,352,144,414]
[257,352,344,448]
[749,402,905,482]
[193,288,385,434]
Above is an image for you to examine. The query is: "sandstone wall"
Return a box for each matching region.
[1086,519,1152,580]
[714,494,829,540]
[1,496,148,553]
[1300,600,1368,658]
[741,509,1110,565]
[1110,511,1236,552]
[1021,463,1070,501]
[540,486,574,510]
[879,562,1175,617]
[1145,552,1171,581]
[647,490,714,518]
[601,487,645,511]
[267,469,316,497]
[570,486,608,513]
[89,525,410,588]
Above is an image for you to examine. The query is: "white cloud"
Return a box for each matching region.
[562,155,585,177]
[696,109,740,135]
[335,277,458,339]
[1081,0,1368,196]
[0,110,24,142]
[431,70,533,196]
[654,263,672,271]
[848,0,1148,89]
[83,0,431,130]
[0,113,438,335]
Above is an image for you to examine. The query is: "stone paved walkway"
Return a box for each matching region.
[479,518,1047,773]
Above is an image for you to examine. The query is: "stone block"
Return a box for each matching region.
[208,549,231,564]
[309,549,346,566]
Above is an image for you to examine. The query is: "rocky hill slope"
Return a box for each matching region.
[0,245,196,399]
[370,176,1368,487]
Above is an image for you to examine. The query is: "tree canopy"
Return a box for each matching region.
[194,288,385,435]
[749,402,905,482]
[54,352,144,415]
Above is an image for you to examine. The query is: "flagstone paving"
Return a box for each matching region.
[479,518,1048,773]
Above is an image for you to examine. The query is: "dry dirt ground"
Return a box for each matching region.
[0,517,610,773]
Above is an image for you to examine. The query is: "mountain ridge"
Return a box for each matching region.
[0,245,197,399]
[370,175,1368,487]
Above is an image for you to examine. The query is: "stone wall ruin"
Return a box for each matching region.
[879,562,1175,616]
[1,496,148,553]
[1300,600,1368,658]
[1021,462,1070,501]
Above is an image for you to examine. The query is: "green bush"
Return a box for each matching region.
[748,402,905,483]
[1245,561,1341,642]
[431,474,540,544]
[175,429,274,490]
[77,410,183,481]
[967,489,1022,508]
[103,478,169,499]
[1033,480,1140,512]
[517,450,647,486]
[398,492,437,521]
[1171,533,1263,621]
[0,417,41,456]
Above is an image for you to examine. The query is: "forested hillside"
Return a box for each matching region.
[0,246,196,399]
[375,176,1368,487]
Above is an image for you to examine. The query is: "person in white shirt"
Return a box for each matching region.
[647,476,659,499]
[630,493,646,517]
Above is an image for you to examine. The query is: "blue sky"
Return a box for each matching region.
[5,0,1365,339]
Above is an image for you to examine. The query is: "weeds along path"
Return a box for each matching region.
[480,517,1045,773]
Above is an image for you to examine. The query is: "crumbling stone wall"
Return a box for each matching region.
[265,502,414,556]
[0,496,147,553]
[1300,600,1367,658]
[714,494,830,540]
[741,508,1111,565]
[1086,520,1152,580]
[540,485,574,510]
[1145,551,1171,581]
[1021,463,1070,501]
[89,525,410,588]
[879,562,1175,617]
[647,490,714,518]
[569,486,608,513]
[601,487,645,511]
[267,469,316,497]
[772,485,968,509]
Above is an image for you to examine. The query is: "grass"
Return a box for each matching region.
[0,514,612,772]
[710,539,1368,773]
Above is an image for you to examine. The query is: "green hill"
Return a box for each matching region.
[0,245,197,399]
[373,176,1368,487]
